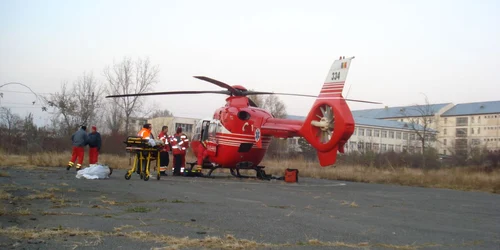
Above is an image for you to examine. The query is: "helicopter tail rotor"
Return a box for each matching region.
[299,56,356,167]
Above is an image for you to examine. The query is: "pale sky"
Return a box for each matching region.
[1,0,499,126]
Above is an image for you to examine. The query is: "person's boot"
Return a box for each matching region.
[76,164,82,171]
[67,161,74,170]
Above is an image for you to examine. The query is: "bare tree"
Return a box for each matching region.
[104,57,159,135]
[45,82,80,136]
[150,109,173,118]
[105,99,124,135]
[262,94,287,118]
[247,90,265,108]
[399,95,437,168]
[44,72,103,136]
[0,107,23,152]
[0,107,23,131]
[74,72,103,127]
[260,94,288,157]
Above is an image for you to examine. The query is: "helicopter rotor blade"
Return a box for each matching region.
[193,76,238,95]
[246,92,382,104]
[344,98,382,104]
[105,90,231,98]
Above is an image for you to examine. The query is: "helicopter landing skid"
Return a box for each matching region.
[186,161,277,180]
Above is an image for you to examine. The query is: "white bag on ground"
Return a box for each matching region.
[76,164,112,179]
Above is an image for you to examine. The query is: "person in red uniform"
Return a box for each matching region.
[196,140,208,172]
[67,125,89,171]
[157,125,170,175]
[170,127,189,176]
[88,125,101,164]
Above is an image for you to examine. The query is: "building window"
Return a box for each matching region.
[396,132,402,139]
[455,128,467,137]
[381,144,387,152]
[358,142,364,150]
[367,129,372,137]
[373,143,380,152]
[359,128,365,136]
[374,130,380,137]
[403,133,408,140]
[471,117,475,123]
[389,131,394,138]
[410,134,415,140]
[388,144,394,151]
[444,139,447,146]
[444,129,447,135]
[471,139,481,145]
[471,128,474,134]
[478,128,481,134]
[381,130,387,138]
[444,118,447,124]
[175,123,194,133]
[456,117,468,126]
[366,143,371,150]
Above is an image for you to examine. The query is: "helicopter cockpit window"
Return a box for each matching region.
[208,122,218,139]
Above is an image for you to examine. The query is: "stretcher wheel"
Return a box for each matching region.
[157,174,160,180]
[140,172,144,179]
[144,175,150,181]
[125,173,131,180]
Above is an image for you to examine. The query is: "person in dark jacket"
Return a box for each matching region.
[88,125,101,164]
[67,125,89,171]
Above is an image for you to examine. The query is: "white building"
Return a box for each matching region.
[352,100,500,155]
[147,116,200,138]
[347,117,436,153]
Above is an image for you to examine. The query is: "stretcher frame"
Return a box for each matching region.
[123,137,163,181]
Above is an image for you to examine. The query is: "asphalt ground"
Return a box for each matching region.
[0,166,499,250]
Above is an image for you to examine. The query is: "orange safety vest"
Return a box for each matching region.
[137,128,152,139]
[169,133,189,155]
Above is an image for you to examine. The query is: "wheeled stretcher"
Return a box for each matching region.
[123,136,164,181]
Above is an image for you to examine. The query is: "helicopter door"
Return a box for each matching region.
[200,120,210,142]
[205,121,218,156]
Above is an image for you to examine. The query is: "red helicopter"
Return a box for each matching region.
[106,56,380,179]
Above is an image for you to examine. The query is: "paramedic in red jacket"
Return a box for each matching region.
[170,127,189,176]
[158,125,170,175]
[88,125,102,164]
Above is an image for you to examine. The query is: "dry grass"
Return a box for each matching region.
[42,211,84,216]
[0,226,478,249]
[26,192,55,200]
[261,159,500,193]
[1,152,499,193]
[0,190,12,200]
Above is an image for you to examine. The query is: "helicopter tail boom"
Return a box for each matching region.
[298,56,356,166]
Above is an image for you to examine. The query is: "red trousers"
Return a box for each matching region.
[70,146,84,165]
[89,147,99,164]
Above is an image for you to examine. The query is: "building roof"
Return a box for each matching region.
[441,100,500,117]
[352,103,451,119]
[286,115,433,132]
[354,117,432,131]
